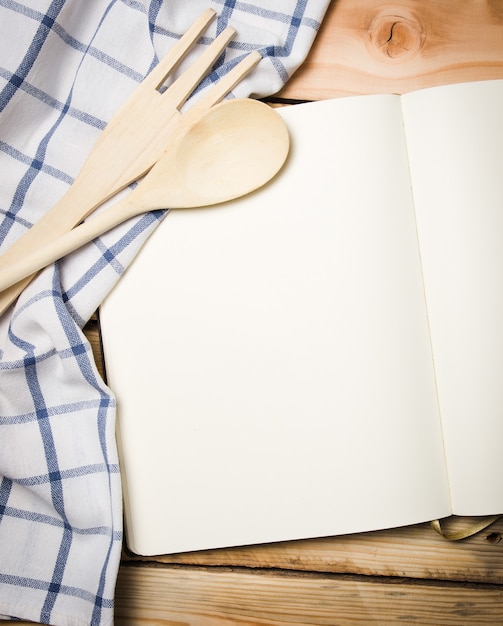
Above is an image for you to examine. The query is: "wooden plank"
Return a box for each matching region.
[278,0,503,100]
[84,317,105,379]
[115,564,503,625]
[124,518,503,584]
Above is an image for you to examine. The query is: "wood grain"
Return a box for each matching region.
[278,0,503,100]
[115,565,503,625]
[86,314,105,378]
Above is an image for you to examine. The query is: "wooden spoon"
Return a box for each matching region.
[0,98,289,293]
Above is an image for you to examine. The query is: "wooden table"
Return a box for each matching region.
[21,1,503,624]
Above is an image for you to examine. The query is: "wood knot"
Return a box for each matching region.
[366,9,424,62]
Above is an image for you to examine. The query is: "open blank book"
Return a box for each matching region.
[100,79,503,556]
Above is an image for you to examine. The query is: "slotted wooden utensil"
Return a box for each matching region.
[0,8,261,315]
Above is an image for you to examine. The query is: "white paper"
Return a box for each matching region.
[101,94,451,556]
[402,79,503,514]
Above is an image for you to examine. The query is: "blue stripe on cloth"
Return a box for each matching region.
[0,140,74,186]
[0,67,108,131]
[0,0,145,82]
[22,351,72,622]
[11,463,120,486]
[1,271,121,625]
[0,398,116,423]
[61,210,166,308]
[121,0,146,13]
[212,0,321,29]
[1,501,120,536]
[54,289,120,625]
[92,413,116,624]
[147,0,163,44]
[0,477,13,523]
[192,0,322,89]
[0,0,66,248]
[0,3,159,241]
[0,94,72,246]
[0,0,65,113]
[0,572,114,608]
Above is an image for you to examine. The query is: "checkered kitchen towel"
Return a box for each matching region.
[0,1,330,624]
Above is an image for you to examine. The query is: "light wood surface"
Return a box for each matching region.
[16,0,503,624]
[113,565,503,626]
[278,0,503,100]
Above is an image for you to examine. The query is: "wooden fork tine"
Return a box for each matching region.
[186,50,262,117]
[162,26,237,110]
[141,8,217,92]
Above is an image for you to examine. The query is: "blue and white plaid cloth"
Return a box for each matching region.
[0,1,329,624]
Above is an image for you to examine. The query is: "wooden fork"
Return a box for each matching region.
[0,8,261,315]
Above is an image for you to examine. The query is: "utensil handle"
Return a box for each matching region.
[0,180,106,314]
[0,196,140,295]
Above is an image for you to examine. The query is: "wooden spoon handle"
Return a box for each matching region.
[0,180,109,314]
[0,195,143,295]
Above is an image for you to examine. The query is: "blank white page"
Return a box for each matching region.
[402,79,503,514]
[100,94,450,556]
